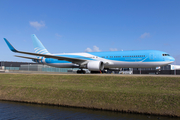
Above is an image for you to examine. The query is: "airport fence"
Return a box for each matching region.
[2,65,78,73]
[133,70,180,75]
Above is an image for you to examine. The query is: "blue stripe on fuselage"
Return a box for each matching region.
[45,58,71,63]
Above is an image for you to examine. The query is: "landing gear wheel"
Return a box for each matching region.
[77,70,86,74]
[91,71,101,74]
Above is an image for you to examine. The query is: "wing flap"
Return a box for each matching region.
[15,55,42,60]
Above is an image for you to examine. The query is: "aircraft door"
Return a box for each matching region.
[149,53,154,60]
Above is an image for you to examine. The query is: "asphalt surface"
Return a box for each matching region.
[1,70,180,77]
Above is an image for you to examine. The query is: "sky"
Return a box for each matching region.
[0,0,180,64]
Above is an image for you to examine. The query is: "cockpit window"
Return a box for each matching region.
[162,54,170,56]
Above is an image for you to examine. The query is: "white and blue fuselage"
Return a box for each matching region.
[35,50,174,69]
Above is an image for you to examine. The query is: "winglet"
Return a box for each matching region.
[4,38,18,52]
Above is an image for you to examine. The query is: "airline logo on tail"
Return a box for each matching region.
[31,34,50,54]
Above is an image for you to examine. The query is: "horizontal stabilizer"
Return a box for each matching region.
[14,55,42,60]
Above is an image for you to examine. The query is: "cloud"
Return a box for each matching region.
[110,48,118,51]
[55,33,62,39]
[85,46,101,52]
[85,48,93,52]
[55,33,62,37]
[93,46,101,52]
[140,32,150,39]
[29,21,45,30]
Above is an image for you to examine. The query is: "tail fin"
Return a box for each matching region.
[31,34,50,54]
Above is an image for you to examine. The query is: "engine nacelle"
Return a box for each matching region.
[87,61,104,71]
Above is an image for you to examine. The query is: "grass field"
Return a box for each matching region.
[0,73,180,117]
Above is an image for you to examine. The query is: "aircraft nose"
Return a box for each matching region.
[169,56,175,62]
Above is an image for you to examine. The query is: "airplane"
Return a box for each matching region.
[4,34,175,74]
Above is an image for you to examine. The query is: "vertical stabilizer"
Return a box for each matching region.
[31,34,50,54]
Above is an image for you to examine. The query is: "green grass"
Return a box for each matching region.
[0,74,180,116]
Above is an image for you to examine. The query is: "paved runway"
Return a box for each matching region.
[1,70,180,77]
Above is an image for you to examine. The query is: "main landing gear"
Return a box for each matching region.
[77,69,86,74]
[90,71,101,74]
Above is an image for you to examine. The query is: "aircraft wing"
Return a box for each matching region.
[4,38,86,63]
[14,55,42,60]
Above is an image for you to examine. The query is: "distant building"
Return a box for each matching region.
[0,61,78,73]
[0,61,38,67]
[0,61,180,74]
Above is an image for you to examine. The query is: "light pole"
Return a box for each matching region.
[28,63,29,71]
[174,59,176,75]
[10,64,12,70]
[174,55,180,75]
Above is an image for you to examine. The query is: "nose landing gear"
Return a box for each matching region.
[156,66,161,75]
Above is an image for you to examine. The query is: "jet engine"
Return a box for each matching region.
[87,61,104,71]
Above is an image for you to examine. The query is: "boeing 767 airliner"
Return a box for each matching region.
[4,34,175,73]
